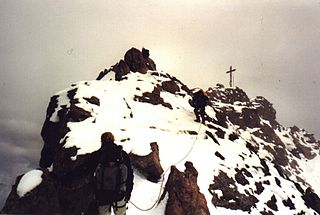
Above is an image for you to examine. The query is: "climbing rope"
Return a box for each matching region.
[129,70,204,211]
[129,121,203,212]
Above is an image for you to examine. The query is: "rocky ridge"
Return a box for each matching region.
[2,48,320,215]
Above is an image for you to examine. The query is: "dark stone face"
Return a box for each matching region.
[160,162,210,215]
[134,86,173,109]
[124,48,148,74]
[129,142,163,183]
[209,171,258,212]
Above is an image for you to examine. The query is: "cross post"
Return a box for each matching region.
[226,66,236,87]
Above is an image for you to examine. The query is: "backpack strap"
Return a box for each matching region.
[115,148,124,194]
[101,163,104,190]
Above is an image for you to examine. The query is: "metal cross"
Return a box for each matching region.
[226,66,236,87]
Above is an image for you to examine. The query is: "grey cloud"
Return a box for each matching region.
[0,119,41,208]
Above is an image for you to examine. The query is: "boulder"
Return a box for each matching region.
[302,187,320,213]
[84,96,100,106]
[129,142,164,182]
[113,60,130,81]
[1,169,60,215]
[124,47,156,74]
[160,162,210,215]
[161,80,180,94]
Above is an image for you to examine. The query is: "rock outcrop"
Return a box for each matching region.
[124,47,156,74]
[160,162,210,215]
[97,47,156,81]
[129,142,164,182]
[2,169,60,214]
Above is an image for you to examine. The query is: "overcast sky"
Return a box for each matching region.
[1,0,320,207]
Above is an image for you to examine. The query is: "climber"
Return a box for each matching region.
[94,132,134,215]
[190,89,209,124]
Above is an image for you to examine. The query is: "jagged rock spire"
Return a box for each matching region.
[97,47,156,81]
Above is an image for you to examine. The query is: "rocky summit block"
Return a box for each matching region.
[124,47,156,74]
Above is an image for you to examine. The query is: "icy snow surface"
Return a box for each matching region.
[17,170,43,197]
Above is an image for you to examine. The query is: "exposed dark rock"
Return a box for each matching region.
[120,137,130,142]
[206,124,226,139]
[209,171,258,212]
[235,168,250,186]
[252,96,277,126]
[241,168,253,178]
[266,195,278,211]
[206,130,220,145]
[260,209,274,215]
[40,97,69,168]
[255,182,264,194]
[124,47,156,74]
[302,187,320,213]
[252,125,290,168]
[241,107,261,128]
[221,106,261,130]
[275,177,281,187]
[96,68,111,80]
[289,127,318,160]
[67,88,77,100]
[161,80,180,94]
[215,151,225,160]
[207,86,250,104]
[129,142,164,182]
[124,47,148,74]
[145,57,156,71]
[246,142,259,154]
[160,162,210,215]
[113,60,130,81]
[186,130,198,135]
[213,108,228,128]
[69,104,92,122]
[45,95,59,118]
[294,182,305,194]
[142,47,150,58]
[134,85,173,109]
[2,169,60,215]
[84,96,100,106]
[274,163,287,179]
[283,197,295,210]
[260,158,271,176]
[229,133,238,141]
[263,180,271,185]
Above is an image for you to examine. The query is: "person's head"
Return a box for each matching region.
[101,132,115,146]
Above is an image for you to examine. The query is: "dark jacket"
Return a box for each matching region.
[93,143,134,205]
[192,90,209,108]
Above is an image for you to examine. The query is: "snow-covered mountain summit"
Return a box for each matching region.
[2,48,320,215]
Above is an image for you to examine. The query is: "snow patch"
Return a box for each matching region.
[17,170,43,197]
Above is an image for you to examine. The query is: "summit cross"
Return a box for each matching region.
[226,66,236,87]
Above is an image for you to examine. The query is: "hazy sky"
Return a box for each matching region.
[1,0,320,207]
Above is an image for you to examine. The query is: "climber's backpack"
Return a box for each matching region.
[94,145,128,202]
